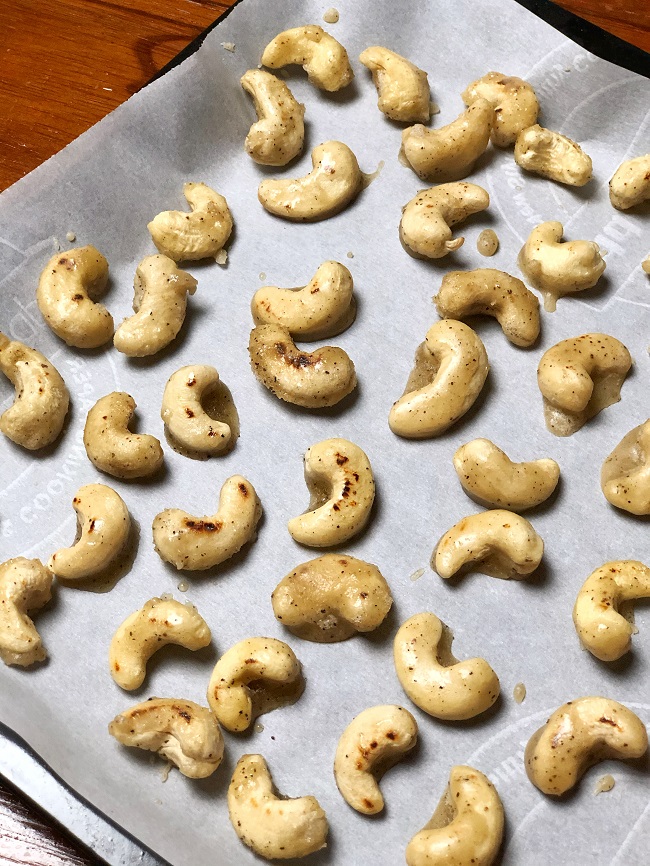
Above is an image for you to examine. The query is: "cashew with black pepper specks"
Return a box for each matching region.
[359,46,430,122]
[147,183,233,262]
[462,71,539,147]
[514,125,592,186]
[601,420,650,514]
[241,70,305,166]
[0,558,52,667]
[609,154,650,209]
[261,24,353,91]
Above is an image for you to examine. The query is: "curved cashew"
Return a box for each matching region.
[359,46,430,123]
[462,71,539,147]
[161,365,236,456]
[251,261,355,341]
[37,246,113,348]
[406,765,504,866]
[400,99,493,182]
[537,334,631,437]
[147,183,233,262]
[0,558,52,667]
[241,70,305,166]
[0,334,69,450]
[152,475,261,571]
[601,420,650,514]
[249,323,356,408]
[389,320,489,439]
[109,597,211,690]
[400,182,490,259]
[109,697,224,779]
[334,705,418,814]
[261,24,353,91]
[514,125,592,186]
[83,392,164,479]
[228,754,328,860]
[433,268,540,347]
[271,553,392,642]
[394,613,499,720]
[258,141,362,221]
[287,438,375,547]
[207,637,303,732]
[609,154,650,210]
[48,484,130,580]
[518,221,606,312]
[525,697,648,796]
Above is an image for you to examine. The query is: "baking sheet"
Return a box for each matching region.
[1,1,650,863]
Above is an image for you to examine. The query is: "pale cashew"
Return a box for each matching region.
[37,246,113,348]
[152,475,261,571]
[109,697,224,779]
[453,439,560,511]
[0,558,52,667]
[601,420,650,514]
[525,697,648,796]
[334,705,417,814]
[400,182,490,259]
[0,333,69,450]
[400,99,493,182]
[161,365,236,456]
[241,69,305,166]
[271,553,392,642]
[433,268,540,347]
[261,25,353,91]
[207,637,303,732]
[287,438,375,547]
[83,392,164,479]
[433,510,543,580]
[249,324,356,408]
[48,484,130,581]
[228,754,328,860]
[251,261,355,341]
[109,597,211,690]
[406,765,504,866]
[609,154,650,209]
[518,221,606,312]
[359,46,430,123]
[462,71,539,147]
[389,320,489,439]
[514,125,593,186]
[394,613,499,721]
[537,334,632,437]
[147,183,233,262]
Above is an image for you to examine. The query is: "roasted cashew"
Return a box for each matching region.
[525,697,648,796]
[161,365,236,456]
[0,558,52,667]
[261,24,353,91]
[241,70,305,166]
[389,320,489,439]
[109,597,211,690]
[601,420,650,514]
[147,183,233,262]
[109,697,224,779]
[462,71,539,147]
[514,125,592,186]
[37,246,112,348]
[537,334,631,437]
[434,268,540,347]
[359,46,430,122]
[0,334,69,451]
[334,705,418,814]
[609,154,650,209]
[207,637,303,732]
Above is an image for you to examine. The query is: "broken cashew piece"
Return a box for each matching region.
[0,558,52,667]
[609,154,650,209]
[261,24,353,91]
[462,71,539,147]
[241,69,305,166]
[147,183,233,262]
[601,419,650,514]
[514,125,593,186]
[161,365,236,457]
[525,697,648,796]
[359,46,430,122]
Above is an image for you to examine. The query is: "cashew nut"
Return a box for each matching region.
[359,46,430,122]
[0,334,69,451]
[609,154,650,209]
[433,268,540,347]
[109,596,211,690]
[83,392,164,479]
[389,320,489,439]
[394,613,499,720]
[514,125,593,186]
[518,221,606,312]
[462,71,539,147]
[537,334,632,437]
[36,246,113,348]
[228,754,328,860]
[261,25,353,91]
[251,261,355,341]
[406,765,504,866]
[152,475,261,571]
[109,697,224,779]
[334,705,418,814]
[249,324,356,408]
[147,183,233,262]
[271,554,392,642]
[453,439,560,511]
[601,420,650,514]
[207,637,303,732]
[287,438,375,547]
[400,182,490,259]
[0,558,52,667]
[241,69,304,166]
[525,697,648,796]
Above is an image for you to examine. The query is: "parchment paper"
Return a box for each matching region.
[1,1,649,863]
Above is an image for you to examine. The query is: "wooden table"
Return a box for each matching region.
[0,1,648,863]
